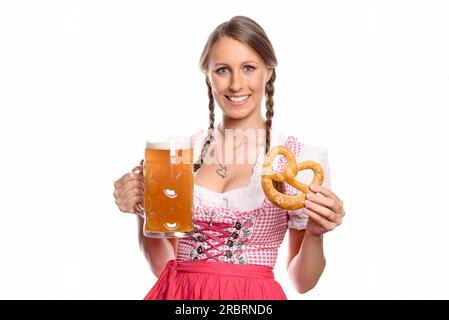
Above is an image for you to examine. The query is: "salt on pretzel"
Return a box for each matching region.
[261,145,324,210]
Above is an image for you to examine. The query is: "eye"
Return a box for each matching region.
[216,67,229,74]
[243,65,256,72]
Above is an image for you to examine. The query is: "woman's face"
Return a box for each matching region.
[207,36,273,121]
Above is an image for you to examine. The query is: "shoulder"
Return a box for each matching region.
[298,143,329,163]
[189,129,206,144]
[271,126,329,161]
[189,129,209,162]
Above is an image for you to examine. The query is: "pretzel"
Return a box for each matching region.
[261,146,324,210]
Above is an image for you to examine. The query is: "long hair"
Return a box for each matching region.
[193,16,284,193]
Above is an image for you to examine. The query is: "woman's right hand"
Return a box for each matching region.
[113,159,144,217]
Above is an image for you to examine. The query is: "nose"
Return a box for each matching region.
[229,72,243,92]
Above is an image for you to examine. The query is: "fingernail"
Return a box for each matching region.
[305,200,310,207]
[306,193,313,200]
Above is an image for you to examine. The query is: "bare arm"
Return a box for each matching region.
[286,228,326,294]
[137,216,179,277]
[287,184,345,293]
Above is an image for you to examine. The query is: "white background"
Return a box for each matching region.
[1,0,448,299]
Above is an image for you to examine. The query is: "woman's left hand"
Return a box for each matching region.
[303,184,345,237]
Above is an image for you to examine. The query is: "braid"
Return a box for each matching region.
[264,72,274,156]
[193,79,215,173]
[264,70,285,193]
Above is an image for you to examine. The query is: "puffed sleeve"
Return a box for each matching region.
[287,145,332,230]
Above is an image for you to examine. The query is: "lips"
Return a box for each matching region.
[224,94,251,106]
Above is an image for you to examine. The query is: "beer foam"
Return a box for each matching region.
[146,139,192,150]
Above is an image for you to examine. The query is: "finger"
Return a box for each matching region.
[119,171,143,186]
[133,159,144,174]
[115,179,144,199]
[309,184,343,207]
[304,199,337,221]
[310,185,345,210]
[132,165,143,175]
[309,184,339,201]
[115,183,143,205]
[120,198,144,215]
[133,203,145,218]
[120,184,144,202]
[122,194,144,214]
[303,207,336,231]
[306,192,337,212]
[122,179,144,191]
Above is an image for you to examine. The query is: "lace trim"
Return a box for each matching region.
[191,129,296,201]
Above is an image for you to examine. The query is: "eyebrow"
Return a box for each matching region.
[214,61,259,67]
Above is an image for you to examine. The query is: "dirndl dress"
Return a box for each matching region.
[144,127,331,300]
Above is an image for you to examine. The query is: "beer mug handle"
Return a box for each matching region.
[132,161,145,217]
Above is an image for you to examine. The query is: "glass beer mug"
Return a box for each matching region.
[140,137,194,238]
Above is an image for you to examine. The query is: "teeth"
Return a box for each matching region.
[228,95,249,102]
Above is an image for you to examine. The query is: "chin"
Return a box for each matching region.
[219,103,259,120]
[223,110,254,121]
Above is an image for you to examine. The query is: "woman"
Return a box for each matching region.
[113,16,345,300]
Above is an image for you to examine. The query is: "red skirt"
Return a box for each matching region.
[144,259,287,300]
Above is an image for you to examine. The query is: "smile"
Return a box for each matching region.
[225,94,251,106]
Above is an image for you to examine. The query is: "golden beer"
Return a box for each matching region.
[143,139,194,238]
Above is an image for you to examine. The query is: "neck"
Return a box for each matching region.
[213,109,268,166]
[219,109,266,132]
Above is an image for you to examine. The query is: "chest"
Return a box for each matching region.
[194,163,258,194]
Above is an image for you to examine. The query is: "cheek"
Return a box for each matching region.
[247,76,266,94]
[210,76,228,94]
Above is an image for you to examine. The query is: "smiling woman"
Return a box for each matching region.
[207,37,272,114]
[113,15,345,300]
[199,23,275,128]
